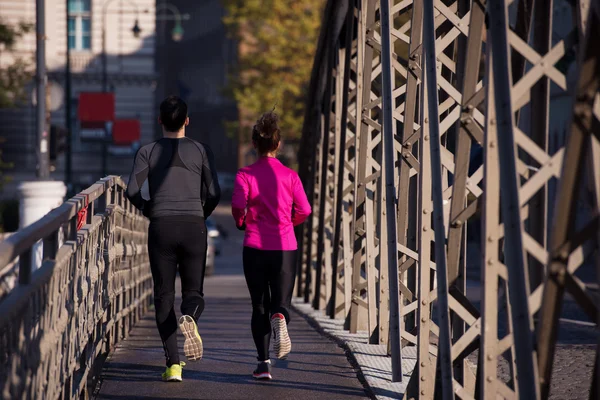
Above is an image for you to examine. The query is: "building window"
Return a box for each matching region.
[68,0,91,50]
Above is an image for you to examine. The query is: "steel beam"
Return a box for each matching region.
[396,0,424,345]
[537,2,600,396]
[329,1,356,320]
[294,0,600,398]
[379,0,403,382]
[313,48,337,310]
[348,0,377,334]
[486,0,540,396]
[422,0,455,396]
[527,0,552,293]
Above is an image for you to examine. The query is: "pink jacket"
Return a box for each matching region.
[231,157,312,251]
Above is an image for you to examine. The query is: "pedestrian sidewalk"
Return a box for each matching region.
[96,276,370,400]
[292,298,417,400]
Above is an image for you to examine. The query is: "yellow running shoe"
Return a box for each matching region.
[162,362,185,382]
[179,315,203,361]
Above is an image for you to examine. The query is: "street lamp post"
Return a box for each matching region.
[156,3,187,42]
[65,0,72,191]
[102,0,141,93]
[154,2,188,139]
[18,0,67,274]
[35,0,50,179]
[100,0,141,177]
[96,0,187,172]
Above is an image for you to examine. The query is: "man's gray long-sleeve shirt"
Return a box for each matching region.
[125,137,221,219]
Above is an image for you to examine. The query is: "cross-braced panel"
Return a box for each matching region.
[330,3,359,322]
[296,0,600,397]
[536,1,600,397]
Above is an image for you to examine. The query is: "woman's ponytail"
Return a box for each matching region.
[252,112,281,155]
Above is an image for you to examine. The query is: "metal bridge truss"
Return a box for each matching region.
[296,0,600,398]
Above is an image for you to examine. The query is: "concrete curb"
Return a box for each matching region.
[292,298,416,400]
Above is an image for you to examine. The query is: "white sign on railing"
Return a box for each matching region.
[80,122,112,143]
[80,128,107,141]
[108,145,135,156]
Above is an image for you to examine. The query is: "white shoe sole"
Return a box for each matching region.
[179,315,203,361]
[163,376,182,382]
[253,372,272,380]
[271,316,291,360]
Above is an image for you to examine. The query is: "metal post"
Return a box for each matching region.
[329,2,354,318]
[397,0,423,341]
[36,0,50,179]
[102,137,108,177]
[343,0,364,323]
[536,5,600,397]
[421,0,454,396]
[486,0,540,397]
[102,9,109,177]
[156,0,167,141]
[480,48,503,399]
[379,0,402,383]
[528,0,552,293]
[65,0,73,189]
[323,48,340,312]
[446,0,487,285]
[102,10,108,93]
[348,0,376,334]
[313,48,335,310]
[304,122,320,303]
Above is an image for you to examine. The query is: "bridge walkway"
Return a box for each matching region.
[95,207,369,400]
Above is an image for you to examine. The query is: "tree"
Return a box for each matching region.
[0,20,33,193]
[0,20,34,107]
[222,0,325,145]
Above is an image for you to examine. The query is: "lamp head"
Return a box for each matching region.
[132,19,141,37]
[171,22,184,42]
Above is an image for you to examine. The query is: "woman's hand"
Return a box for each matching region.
[237,217,247,231]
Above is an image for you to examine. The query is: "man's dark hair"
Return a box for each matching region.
[160,95,188,132]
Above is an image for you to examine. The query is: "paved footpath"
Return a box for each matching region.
[95,206,370,400]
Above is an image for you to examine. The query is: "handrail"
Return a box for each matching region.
[0,176,118,271]
[0,175,151,399]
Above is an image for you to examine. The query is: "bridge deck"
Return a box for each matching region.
[95,207,369,400]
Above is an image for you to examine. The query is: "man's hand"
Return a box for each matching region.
[142,202,151,218]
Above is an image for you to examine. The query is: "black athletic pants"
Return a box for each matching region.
[243,246,297,361]
[148,216,207,367]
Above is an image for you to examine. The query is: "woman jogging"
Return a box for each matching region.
[231,111,311,380]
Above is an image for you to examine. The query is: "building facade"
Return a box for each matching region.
[0,0,156,198]
[154,0,239,176]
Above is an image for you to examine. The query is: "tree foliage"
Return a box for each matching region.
[0,20,33,193]
[0,20,33,108]
[222,0,325,142]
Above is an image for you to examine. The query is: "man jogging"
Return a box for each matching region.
[126,95,221,382]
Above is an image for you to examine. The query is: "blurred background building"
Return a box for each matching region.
[154,0,238,177]
[0,0,239,209]
[0,0,157,197]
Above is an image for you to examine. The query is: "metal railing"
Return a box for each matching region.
[296,0,600,398]
[0,176,152,399]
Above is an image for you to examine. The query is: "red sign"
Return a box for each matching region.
[78,92,115,123]
[112,119,140,146]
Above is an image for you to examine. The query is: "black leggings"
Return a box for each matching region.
[148,216,207,367]
[243,246,297,361]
